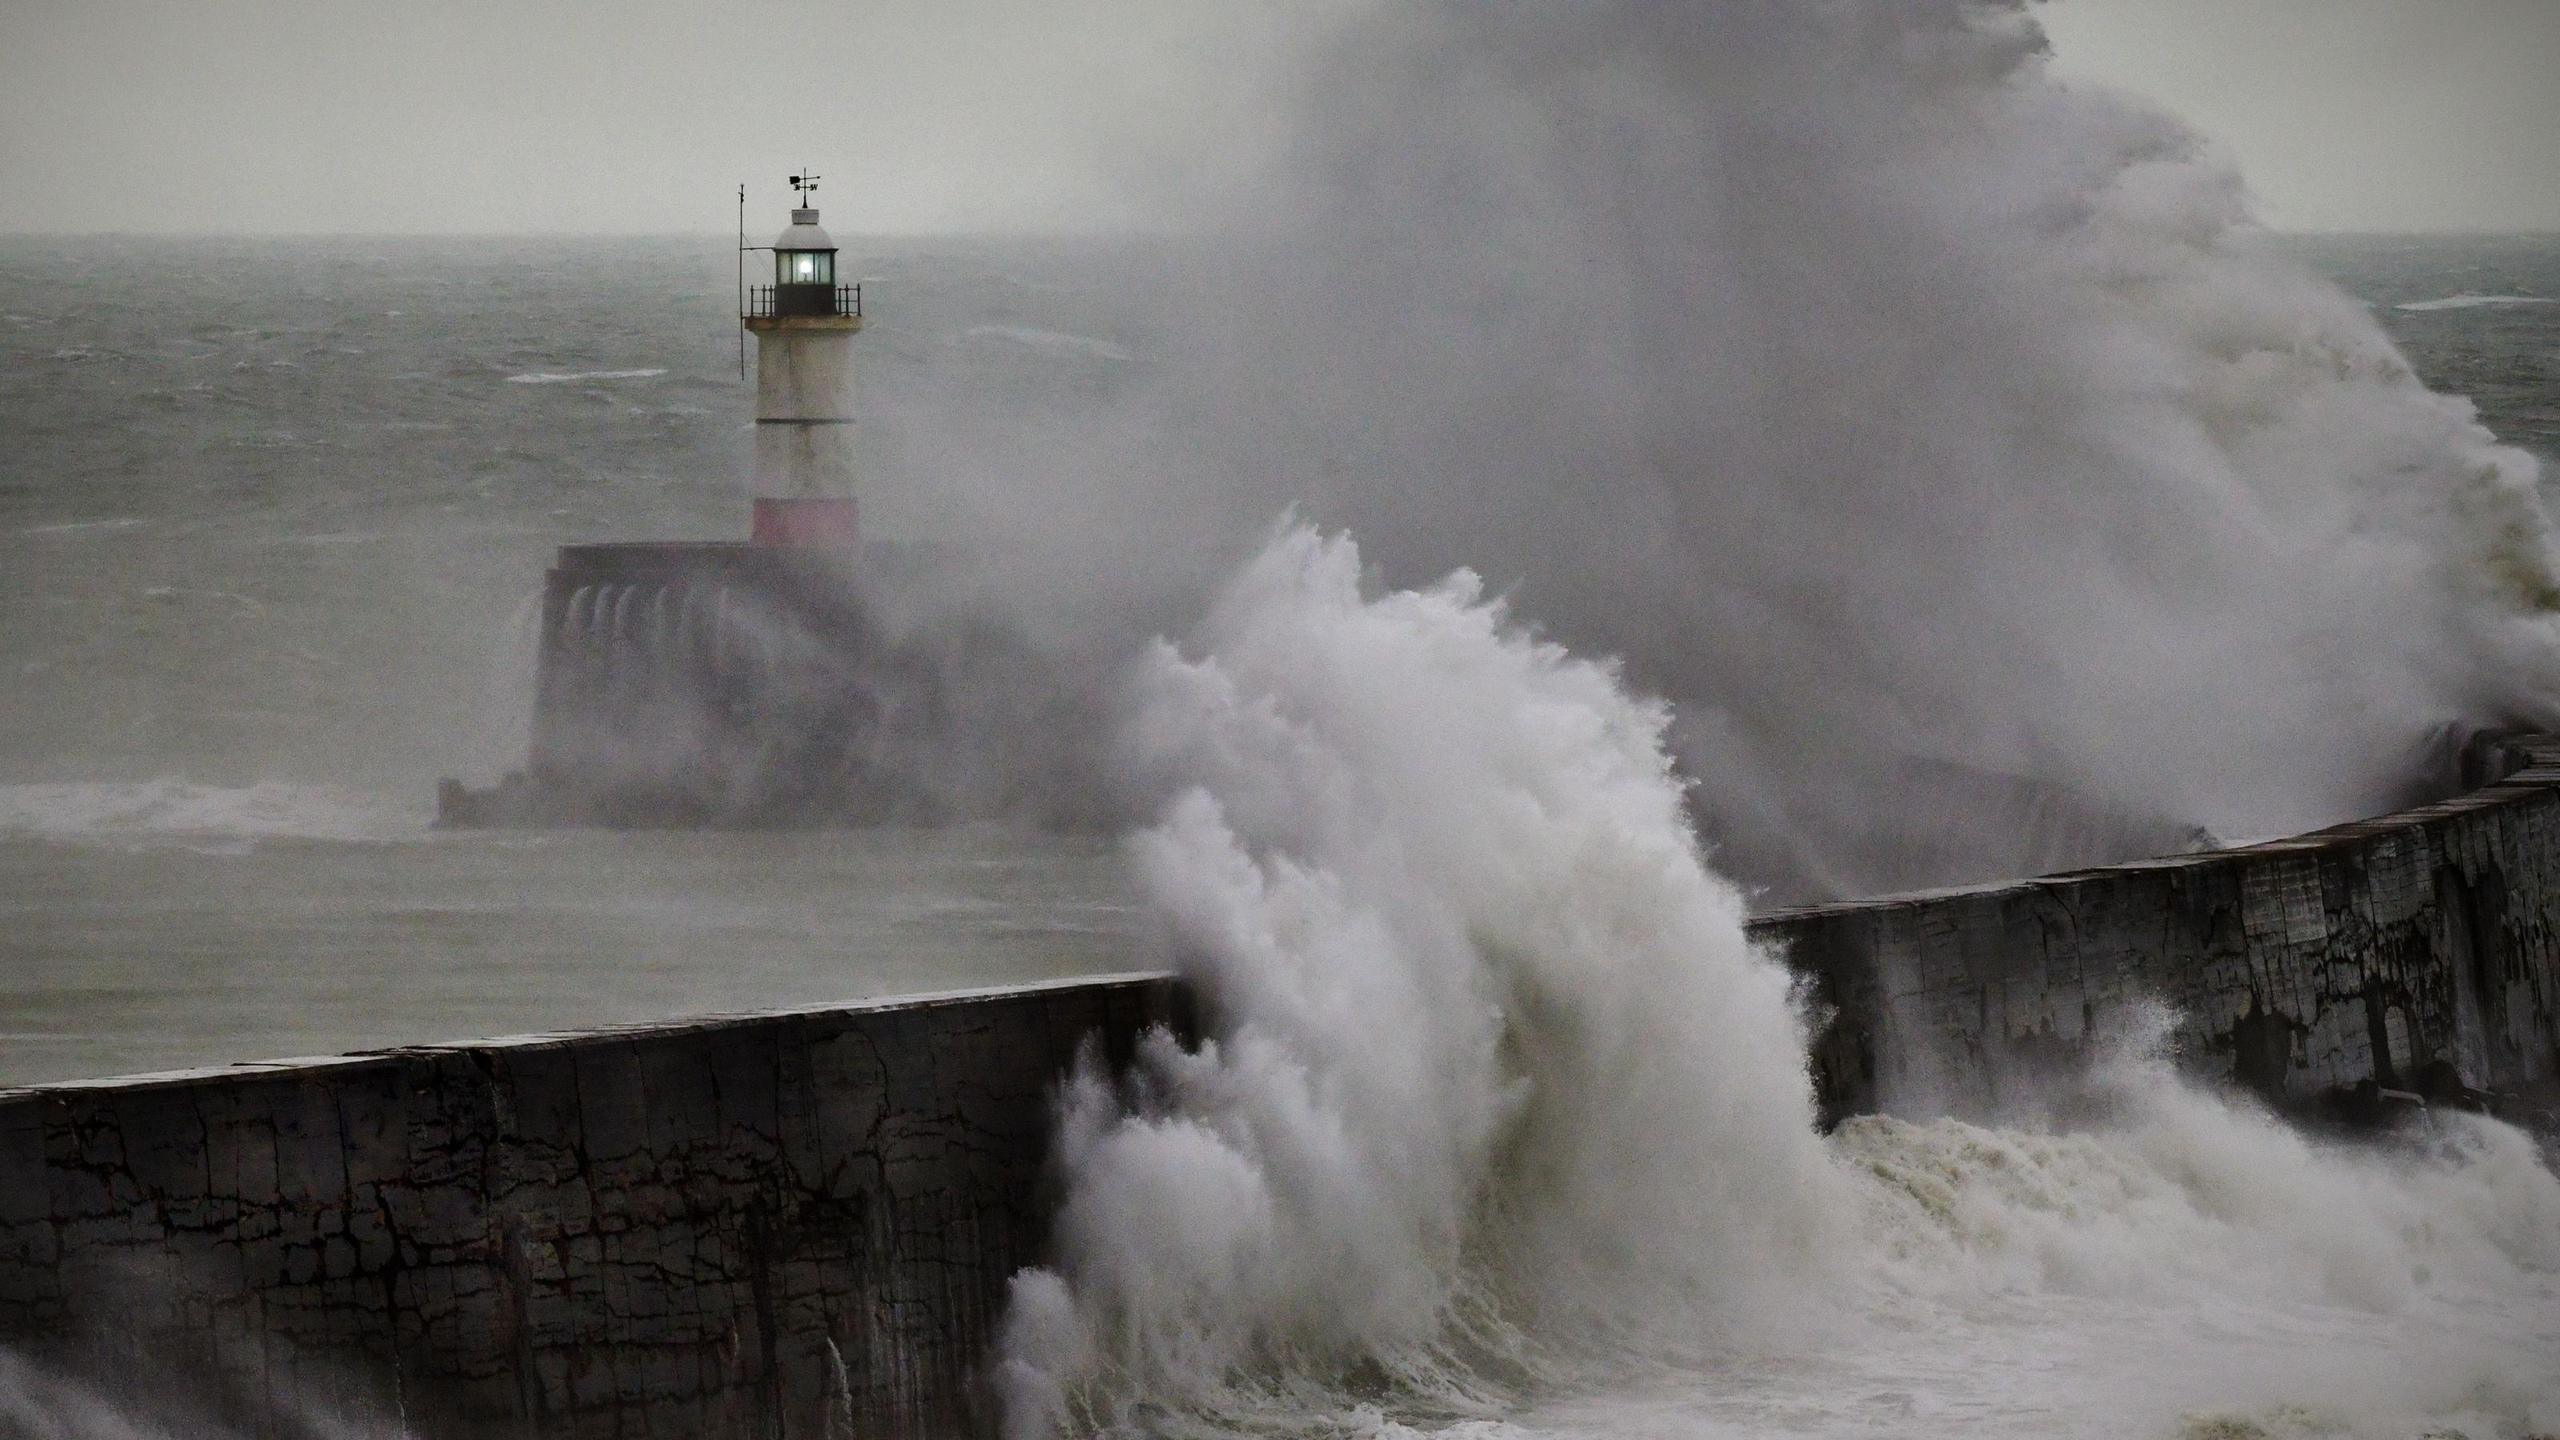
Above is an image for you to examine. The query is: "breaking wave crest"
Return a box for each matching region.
[502,367,666,384]
[2395,294,2557,313]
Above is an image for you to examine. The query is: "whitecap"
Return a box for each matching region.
[0,780,425,847]
[18,517,145,537]
[2394,293,2557,313]
[504,367,668,384]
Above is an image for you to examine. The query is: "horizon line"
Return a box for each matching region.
[4,225,2559,242]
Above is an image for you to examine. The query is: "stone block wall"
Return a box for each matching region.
[0,974,1185,1439]
[1762,736,2560,1122]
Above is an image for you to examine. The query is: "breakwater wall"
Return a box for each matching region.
[6,739,2560,1436]
[1765,733,2560,1123]
[0,974,1185,1439]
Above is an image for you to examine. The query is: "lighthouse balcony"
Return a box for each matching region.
[745,282,862,321]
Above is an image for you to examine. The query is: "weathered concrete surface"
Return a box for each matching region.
[1762,735,2560,1125]
[0,974,1184,1439]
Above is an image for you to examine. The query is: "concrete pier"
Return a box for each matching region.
[0,975,1185,1439]
[1766,732,2560,1125]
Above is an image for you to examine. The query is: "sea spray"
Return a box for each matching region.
[1835,1018,2560,1438]
[1847,1006,2560,1313]
[998,526,1857,1436]
[893,0,2560,899]
[1002,528,2560,1439]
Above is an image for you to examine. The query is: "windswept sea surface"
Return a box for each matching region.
[0,232,2554,1086]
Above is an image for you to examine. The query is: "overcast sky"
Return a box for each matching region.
[1,0,2554,235]
[2039,0,2560,233]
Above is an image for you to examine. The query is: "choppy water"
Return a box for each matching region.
[2284,234,2560,462]
[0,234,1161,1086]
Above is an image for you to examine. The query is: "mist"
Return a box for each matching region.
[855,0,2560,901]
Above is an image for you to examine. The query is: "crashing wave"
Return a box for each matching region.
[1002,527,2560,1440]
[913,0,2560,903]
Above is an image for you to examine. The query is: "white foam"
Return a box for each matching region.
[16,517,145,537]
[1820,1031,2560,1439]
[2395,293,2557,313]
[1847,1012,2560,1314]
[0,780,425,846]
[503,367,667,384]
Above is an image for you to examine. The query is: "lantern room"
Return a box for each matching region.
[772,206,842,317]
[776,209,834,286]
[747,173,860,321]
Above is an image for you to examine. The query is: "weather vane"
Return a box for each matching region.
[790,171,820,204]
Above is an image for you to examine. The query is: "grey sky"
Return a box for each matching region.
[2040,0,2560,233]
[1,0,2554,234]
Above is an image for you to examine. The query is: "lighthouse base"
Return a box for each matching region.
[437,540,927,830]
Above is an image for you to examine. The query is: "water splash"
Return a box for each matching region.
[1001,527,2560,1439]
[912,0,2560,899]
[999,527,1856,1436]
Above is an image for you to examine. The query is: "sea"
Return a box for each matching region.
[2,233,2553,1087]
[3,233,2558,1438]
[0,234,1160,1086]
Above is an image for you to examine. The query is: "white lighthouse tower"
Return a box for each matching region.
[741,174,863,547]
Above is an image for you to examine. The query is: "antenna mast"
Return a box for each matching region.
[736,183,747,380]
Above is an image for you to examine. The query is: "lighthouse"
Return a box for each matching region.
[434,175,899,828]
[742,174,865,549]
